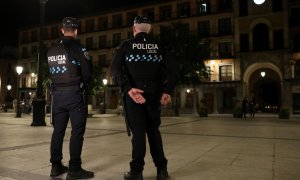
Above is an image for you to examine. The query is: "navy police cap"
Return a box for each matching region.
[133,16,151,24]
[62,17,79,29]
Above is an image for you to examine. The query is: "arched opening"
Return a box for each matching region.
[249,68,281,113]
[253,23,269,51]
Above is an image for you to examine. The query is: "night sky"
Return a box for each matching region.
[0,0,156,45]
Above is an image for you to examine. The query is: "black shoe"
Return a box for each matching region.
[124,171,143,180]
[50,163,68,177]
[66,168,94,180]
[157,169,171,180]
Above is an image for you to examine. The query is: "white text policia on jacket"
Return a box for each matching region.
[48,55,67,64]
[132,43,159,53]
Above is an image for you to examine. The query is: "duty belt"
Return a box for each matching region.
[53,85,81,91]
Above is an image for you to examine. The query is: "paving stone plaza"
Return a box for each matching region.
[0,112,300,180]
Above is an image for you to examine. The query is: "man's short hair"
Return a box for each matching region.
[133,16,151,33]
[62,17,79,29]
[133,16,151,25]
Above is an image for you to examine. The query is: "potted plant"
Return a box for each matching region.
[278,108,290,119]
[198,98,208,117]
[233,99,242,118]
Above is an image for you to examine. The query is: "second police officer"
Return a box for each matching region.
[47,17,94,180]
[110,16,176,180]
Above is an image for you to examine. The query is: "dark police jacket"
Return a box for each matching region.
[110,32,175,94]
[47,36,91,87]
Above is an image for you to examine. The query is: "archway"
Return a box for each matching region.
[249,68,281,113]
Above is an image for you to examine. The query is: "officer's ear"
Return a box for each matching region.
[61,28,65,35]
[75,29,78,36]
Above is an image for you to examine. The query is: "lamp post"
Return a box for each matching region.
[102,79,108,114]
[31,0,48,126]
[16,66,23,118]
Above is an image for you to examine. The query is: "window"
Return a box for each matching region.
[86,19,94,33]
[98,16,108,30]
[127,11,138,26]
[217,0,232,11]
[112,33,121,47]
[177,2,191,17]
[218,18,232,35]
[253,23,269,51]
[31,76,36,87]
[142,8,155,21]
[240,34,249,52]
[219,65,232,81]
[98,54,109,67]
[31,45,37,55]
[239,0,248,16]
[197,0,210,15]
[98,35,107,48]
[273,30,283,50]
[219,42,232,58]
[272,0,282,12]
[290,8,300,27]
[22,47,29,58]
[85,37,93,50]
[199,42,211,59]
[181,23,190,35]
[112,14,123,28]
[160,5,172,20]
[198,21,210,37]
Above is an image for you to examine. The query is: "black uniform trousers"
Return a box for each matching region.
[125,91,168,173]
[50,90,87,171]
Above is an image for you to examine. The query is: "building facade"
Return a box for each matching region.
[17,0,300,114]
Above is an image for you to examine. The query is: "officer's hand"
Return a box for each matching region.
[128,88,146,104]
[160,93,171,106]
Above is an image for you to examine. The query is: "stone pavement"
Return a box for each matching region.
[0,112,300,180]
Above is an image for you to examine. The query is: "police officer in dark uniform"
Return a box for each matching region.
[110,16,175,180]
[47,17,94,180]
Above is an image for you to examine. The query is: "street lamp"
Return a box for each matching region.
[7,85,11,91]
[16,66,23,118]
[102,79,108,114]
[31,0,48,126]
